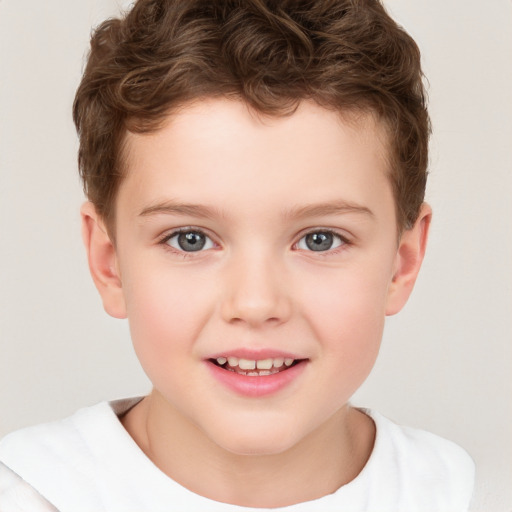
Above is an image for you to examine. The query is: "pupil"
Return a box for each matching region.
[306,232,333,251]
[178,232,206,251]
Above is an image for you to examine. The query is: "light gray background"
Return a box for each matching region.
[0,1,510,510]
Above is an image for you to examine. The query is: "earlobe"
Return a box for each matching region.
[81,202,127,319]
[385,203,432,316]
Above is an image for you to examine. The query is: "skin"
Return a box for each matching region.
[81,99,431,507]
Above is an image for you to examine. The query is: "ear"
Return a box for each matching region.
[385,203,432,316]
[81,201,127,319]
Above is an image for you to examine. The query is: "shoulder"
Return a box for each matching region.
[366,409,475,511]
[0,400,112,469]
[0,462,59,511]
[0,398,141,464]
[0,398,142,510]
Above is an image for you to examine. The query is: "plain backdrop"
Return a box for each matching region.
[0,1,510,510]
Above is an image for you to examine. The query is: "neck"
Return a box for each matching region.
[121,391,375,508]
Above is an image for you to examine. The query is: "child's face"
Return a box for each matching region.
[91,99,424,455]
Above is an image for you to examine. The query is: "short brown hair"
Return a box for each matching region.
[73,0,429,232]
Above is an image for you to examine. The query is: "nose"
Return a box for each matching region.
[220,250,292,327]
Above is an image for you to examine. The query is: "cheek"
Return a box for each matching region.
[121,264,215,370]
[300,259,390,330]
[299,263,390,384]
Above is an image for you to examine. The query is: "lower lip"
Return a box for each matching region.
[206,360,307,397]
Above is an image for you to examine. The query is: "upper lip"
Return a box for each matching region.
[206,348,307,361]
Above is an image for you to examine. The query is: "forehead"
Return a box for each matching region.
[124,99,389,163]
[118,99,393,223]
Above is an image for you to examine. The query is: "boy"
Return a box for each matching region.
[0,0,474,510]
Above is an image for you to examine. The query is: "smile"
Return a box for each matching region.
[211,356,298,376]
[206,353,308,397]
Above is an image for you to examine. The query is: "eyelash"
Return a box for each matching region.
[295,229,351,256]
[157,227,351,257]
[157,227,216,259]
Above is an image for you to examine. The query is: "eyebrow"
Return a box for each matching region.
[139,199,374,220]
[282,200,374,220]
[139,201,222,219]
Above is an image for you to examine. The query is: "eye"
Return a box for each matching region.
[165,230,215,252]
[296,231,346,252]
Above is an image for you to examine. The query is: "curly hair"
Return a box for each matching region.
[73,0,429,233]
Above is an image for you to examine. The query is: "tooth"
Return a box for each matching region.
[239,359,256,370]
[284,358,294,366]
[258,370,271,376]
[256,359,273,370]
[246,371,259,376]
[216,357,227,365]
[227,356,239,367]
[273,357,284,368]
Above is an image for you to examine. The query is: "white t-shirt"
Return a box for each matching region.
[0,397,474,512]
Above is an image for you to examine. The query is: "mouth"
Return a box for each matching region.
[209,356,303,376]
[206,353,308,397]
